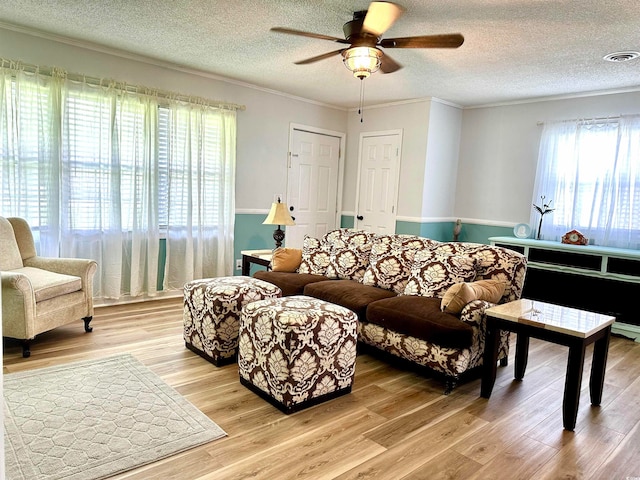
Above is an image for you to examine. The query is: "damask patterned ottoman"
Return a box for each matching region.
[238,295,358,413]
[183,276,282,366]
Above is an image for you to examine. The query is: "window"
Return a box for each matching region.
[0,73,56,231]
[532,115,640,249]
[159,105,227,231]
[1,62,237,298]
[63,87,149,231]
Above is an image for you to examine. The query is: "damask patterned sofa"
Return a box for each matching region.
[254,229,527,393]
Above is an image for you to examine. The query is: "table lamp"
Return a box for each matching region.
[263,197,295,249]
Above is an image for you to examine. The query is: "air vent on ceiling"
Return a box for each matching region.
[603,51,640,62]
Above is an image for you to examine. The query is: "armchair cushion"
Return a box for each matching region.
[13,267,82,302]
[24,256,97,283]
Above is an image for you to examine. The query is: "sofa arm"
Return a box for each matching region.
[25,256,97,290]
[1,271,36,338]
[459,299,510,367]
[459,299,495,328]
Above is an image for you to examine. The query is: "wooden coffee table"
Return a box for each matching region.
[481,299,615,431]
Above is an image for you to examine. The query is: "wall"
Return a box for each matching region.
[422,100,462,219]
[344,91,640,246]
[343,99,431,218]
[342,98,463,242]
[4,27,640,258]
[456,91,640,231]
[0,27,348,211]
[0,26,348,270]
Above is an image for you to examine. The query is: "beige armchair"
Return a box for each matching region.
[1,217,97,357]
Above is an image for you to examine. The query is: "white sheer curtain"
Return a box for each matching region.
[0,65,63,254]
[1,60,237,300]
[532,115,640,249]
[58,81,160,298]
[163,102,236,289]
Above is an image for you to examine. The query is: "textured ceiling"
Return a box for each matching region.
[1,0,639,108]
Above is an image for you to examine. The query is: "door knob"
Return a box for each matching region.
[289,206,294,211]
[357,215,364,220]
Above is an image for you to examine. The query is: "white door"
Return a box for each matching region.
[286,128,342,247]
[355,131,402,234]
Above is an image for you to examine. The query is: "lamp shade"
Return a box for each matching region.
[263,201,295,226]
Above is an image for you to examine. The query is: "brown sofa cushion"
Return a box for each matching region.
[303,279,396,320]
[366,296,474,349]
[253,271,329,296]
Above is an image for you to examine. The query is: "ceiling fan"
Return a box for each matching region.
[270,1,464,78]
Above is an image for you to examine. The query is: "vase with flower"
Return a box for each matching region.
[533,195,555,240]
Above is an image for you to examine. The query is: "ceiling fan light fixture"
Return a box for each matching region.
[342,46,382,79]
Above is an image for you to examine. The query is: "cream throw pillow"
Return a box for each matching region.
[271,248,303,272]
[441,279,506,314]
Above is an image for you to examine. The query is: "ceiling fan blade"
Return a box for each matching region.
[379,53,402,73]
[362,2,405,37]
[381,33,464,49]
[270,27,350,44]
[294,49,345,65]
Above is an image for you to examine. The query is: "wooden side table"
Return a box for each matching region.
[481,299,615,431]
[241,249,273,276]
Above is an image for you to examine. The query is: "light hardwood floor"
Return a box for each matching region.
[4,297,640,479]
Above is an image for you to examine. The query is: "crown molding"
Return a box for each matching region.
[0,21,347,112]
[466,86,640,110]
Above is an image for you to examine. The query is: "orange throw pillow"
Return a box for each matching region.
[271,247,303,272]
[441,279,506,314]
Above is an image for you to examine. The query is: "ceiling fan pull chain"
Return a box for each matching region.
[359,78,365,123]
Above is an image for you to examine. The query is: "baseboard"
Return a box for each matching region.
[612,322,640,342]
[94,289,183,307]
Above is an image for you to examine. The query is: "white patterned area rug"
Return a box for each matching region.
[4,354,226,480]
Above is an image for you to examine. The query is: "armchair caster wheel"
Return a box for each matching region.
[21,340,31,358]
